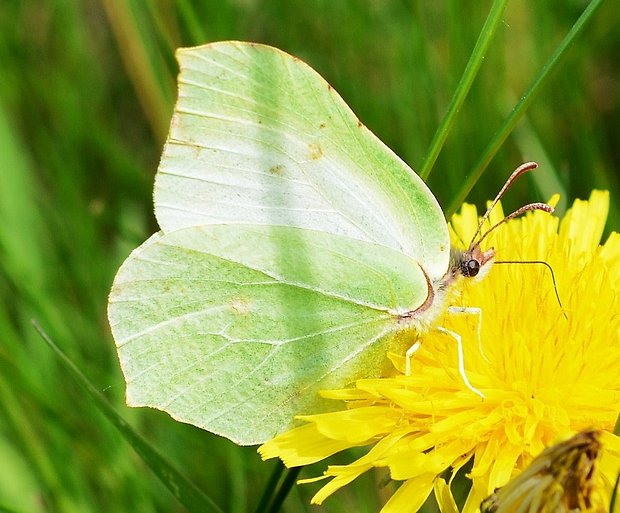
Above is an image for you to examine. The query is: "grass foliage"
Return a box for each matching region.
[0,1,618,512]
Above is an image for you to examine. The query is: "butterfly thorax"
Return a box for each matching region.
[396,243,495,332]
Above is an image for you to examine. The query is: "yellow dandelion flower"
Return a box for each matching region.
[479,429,607,513]
[259,191,620,512]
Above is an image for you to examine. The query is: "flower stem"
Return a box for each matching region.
[254,461,285,513]
[266,467,302,513]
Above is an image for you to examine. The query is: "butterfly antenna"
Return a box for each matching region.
[474,202,554,248]
[469,162,540,248]
[494,259,567,319]
[465,162,563,317]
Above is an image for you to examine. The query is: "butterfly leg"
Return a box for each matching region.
[437,326,485,399]
[447,306,490,363]
[405,340,421,376]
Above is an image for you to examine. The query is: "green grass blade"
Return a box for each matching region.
[32,321,225,513]
[100,0,172,142]
[511,117,568,214]
[0,91,46,289]
[419,0,508,181]
[176,0,209,46]
[446,0,606,217]
[0,370,70,512]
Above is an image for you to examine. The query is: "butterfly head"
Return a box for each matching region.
[459,243,495,280]
[447,243,495,285]
[447,162,555,285]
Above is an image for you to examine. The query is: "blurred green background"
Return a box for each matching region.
[0,1,618,512]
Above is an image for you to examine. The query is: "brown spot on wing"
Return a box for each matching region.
[229,296,251,315]
[308,142,323,160]
[268,165,285,176]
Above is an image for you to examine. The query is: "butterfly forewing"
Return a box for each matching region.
[155,41,450,282]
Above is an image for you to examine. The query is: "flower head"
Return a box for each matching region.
[479,429,606,513]
[259,191,620,512]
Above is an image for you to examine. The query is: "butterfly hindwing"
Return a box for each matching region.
[109,224,429,444]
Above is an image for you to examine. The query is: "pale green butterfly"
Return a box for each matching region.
[108,41,550,445]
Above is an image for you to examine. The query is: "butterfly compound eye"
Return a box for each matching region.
[463,259,480,277]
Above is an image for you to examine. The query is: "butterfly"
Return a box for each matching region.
[108,41,550,445]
